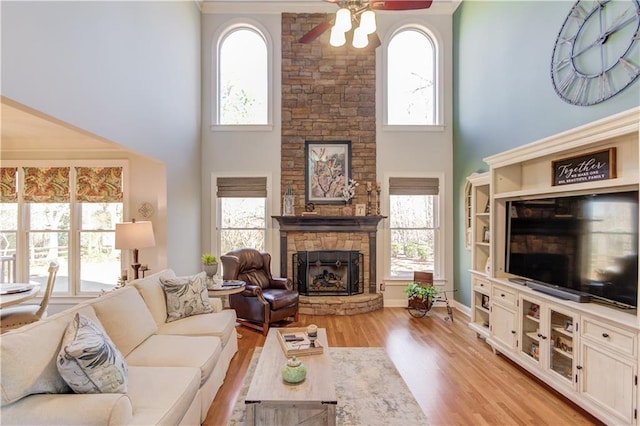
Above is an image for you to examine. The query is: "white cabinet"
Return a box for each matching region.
[489,283,517,352]
[579,316,637,424]
[519,295,577,389]
[467,172,492,340]
[469,274,491,338]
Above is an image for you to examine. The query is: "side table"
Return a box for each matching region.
[208,281,246,338]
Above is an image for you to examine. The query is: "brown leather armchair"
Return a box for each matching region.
[221,248,299,335]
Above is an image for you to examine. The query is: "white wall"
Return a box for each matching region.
[201,4,456,306]
[201,12,283,263]
[1,1,202,274]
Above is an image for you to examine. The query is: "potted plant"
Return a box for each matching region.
[201,253,218,277]
[403,281,439,311]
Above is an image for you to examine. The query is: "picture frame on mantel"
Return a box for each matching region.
[305,140,352,205]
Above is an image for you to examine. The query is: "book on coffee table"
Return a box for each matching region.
[276,327,323,357]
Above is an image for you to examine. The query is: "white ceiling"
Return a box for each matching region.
[1,98,120,152]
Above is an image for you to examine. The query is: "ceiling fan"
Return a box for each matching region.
[299,0,433,49]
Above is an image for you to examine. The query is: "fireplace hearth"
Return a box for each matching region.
[294,250,364,296]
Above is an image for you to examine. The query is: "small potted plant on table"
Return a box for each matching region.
[403,281,439,318]
[201,253,218,278]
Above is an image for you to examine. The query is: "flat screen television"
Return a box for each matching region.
[505,190,638,309]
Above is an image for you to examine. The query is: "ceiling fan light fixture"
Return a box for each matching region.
[330,25,347,47]
[352,27,368,48]
[359,10,376,35]
[335,8,352,32]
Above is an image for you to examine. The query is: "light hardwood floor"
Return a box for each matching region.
[205,307,603,426]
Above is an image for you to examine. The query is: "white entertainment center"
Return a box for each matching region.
[468,107,640,425]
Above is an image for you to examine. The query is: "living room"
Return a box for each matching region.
[1,0,639,425]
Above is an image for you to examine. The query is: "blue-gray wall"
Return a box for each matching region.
[1,1,202,273]
[453,1,640,307]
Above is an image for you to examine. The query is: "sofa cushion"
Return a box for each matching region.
[57,313,128,394]
[126,366,200,426]
[156,309,237,347]
[160,272,213,322]
[91,286,158,357]
[129,269,176,326]
[0,304,98,406]
[0,392,133,425]
[125,335,221,385]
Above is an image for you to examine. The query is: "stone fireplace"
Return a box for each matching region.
[294,250,364,296]
[273,215,384,315]
[276,14,382,315]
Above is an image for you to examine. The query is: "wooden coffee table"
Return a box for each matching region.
[245,327,336,426]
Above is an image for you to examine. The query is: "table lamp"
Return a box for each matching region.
[115,218,155,280]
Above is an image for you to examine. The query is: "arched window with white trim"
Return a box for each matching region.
[386,27,437,126]
[217,26,269,125]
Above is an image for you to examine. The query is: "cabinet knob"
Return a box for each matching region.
[576,365,583,370]
[540,335,547,340]
[511,330,516,334]
[501,293,505,297]
[602,333,609,338]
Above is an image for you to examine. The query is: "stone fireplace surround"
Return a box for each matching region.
[273,215,385,315]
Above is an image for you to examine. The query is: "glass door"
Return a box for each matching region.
[549,308,575,383]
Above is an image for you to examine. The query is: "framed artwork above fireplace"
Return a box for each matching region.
[305,140,351,205]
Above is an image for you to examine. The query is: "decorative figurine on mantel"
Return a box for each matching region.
[283,185,295,216]
[366,182,373,215]
[341,179,358,216]
[376,182,381,215]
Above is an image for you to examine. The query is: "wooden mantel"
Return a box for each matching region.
[272,215,386,293]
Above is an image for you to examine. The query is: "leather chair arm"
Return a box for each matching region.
[242,284,263,297]
[270,277,293,291]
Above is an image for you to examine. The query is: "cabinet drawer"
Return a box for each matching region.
[581,318,636,358]
[491,285,516,307]
[473,278,490,294]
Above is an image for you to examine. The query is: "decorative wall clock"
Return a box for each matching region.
[551,0,640,106]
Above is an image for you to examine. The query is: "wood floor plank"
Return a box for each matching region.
[204,307,603,426]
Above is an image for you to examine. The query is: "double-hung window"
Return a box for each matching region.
[388,177,440,278]
[216,177,267,254]
[0,164,124,295]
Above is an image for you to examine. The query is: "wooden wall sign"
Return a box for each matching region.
[552,148,617,186]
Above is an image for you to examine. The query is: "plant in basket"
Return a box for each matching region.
[403,281,439,317]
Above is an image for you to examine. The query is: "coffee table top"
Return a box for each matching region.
[245,327,336,404]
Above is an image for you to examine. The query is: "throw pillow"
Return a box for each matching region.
[57,313,128,394]
[160,271,213,322]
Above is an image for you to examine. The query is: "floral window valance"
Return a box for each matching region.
[23,167,70,203]
[76,167,123,202]
[0,168,18,202]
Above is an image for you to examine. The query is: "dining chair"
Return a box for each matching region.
[0,254,16,283]
[0,261,59,333]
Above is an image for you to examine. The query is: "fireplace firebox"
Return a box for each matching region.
[293,250,364,296]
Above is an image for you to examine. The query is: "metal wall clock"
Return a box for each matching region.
[551,0,640,106]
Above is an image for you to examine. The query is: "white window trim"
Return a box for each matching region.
[2,159,129,297]
[382,22,444,128]
[382,171,446,281]
[211,18,274,129]
[209,171,273,258]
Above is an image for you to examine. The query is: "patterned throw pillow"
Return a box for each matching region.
[160,271,213,323]
[57,313,128,393]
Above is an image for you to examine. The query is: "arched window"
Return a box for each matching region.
[217,26,269,125]
[386,27,437,126]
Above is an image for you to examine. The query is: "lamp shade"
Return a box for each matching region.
[115,220,155,250]
[359,10,376,35]
[352,27,368,48]
[335,8,352,32]
[330,26,346,47]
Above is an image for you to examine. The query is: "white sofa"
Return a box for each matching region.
[0,269,238,425]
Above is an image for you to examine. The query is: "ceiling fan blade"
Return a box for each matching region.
[370,0,433,10]
[299,20,334,44]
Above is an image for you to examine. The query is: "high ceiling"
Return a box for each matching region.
[1,98,120,152]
